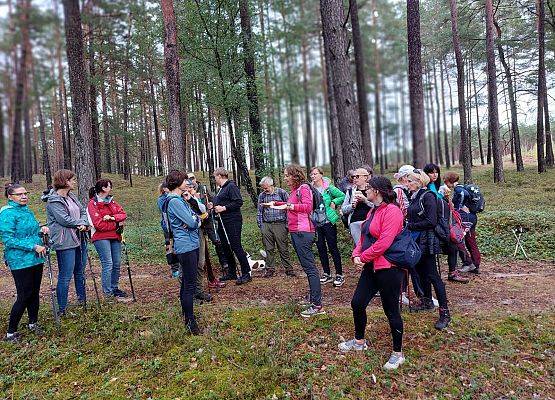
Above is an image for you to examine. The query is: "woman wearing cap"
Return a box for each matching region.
[0,184,49,342]
[393,165,414,218]
[405,169,451,330]
[341,167,373,245]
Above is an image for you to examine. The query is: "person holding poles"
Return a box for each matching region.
[0,183,49,342]
[87,179,128,299]
[210,167,252,285]
[42,169,90,317]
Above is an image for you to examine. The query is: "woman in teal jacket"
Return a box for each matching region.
[310,167,346,287]
[0,183,49,342]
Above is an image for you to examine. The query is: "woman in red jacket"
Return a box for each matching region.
[87,179,128,298]
[338,176,406,370]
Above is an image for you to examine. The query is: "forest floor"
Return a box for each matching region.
[0,164,554,399]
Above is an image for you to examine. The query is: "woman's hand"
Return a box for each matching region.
[34,245,47,257]
[353,256,364,268]
[40,226,49,235]
[215,205,226,213]
[77,225,87,232]
[103,215,115,221]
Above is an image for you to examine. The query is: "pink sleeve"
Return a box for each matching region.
[359,206,404,263]
[352,233,363,258]
[294,185,313,213]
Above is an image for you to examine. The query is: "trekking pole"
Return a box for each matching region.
[121,235,137,302]
[42,233,60,327]
[81,231,101,310]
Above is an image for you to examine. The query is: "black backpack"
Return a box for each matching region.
[463,184,485,213]
[419,191,450,243]
[297,184,327,227]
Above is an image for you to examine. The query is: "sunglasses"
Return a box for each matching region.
[413,169,422,174]
[353,175,369,179]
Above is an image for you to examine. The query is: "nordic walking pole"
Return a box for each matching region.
[121,234,136,302]
[42,233,60,327]
[81,231,101,310]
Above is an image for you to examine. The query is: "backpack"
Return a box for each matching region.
[297,184,327,228]
[463,184,485,213]
[419,191,450,243]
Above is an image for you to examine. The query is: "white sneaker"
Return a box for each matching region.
[401,292,410,305]
[320,273,333,284]
[333,274,345,287]
[300,305,326,318]
[432,297,439,308]
[383,352,405,370]
[338,338,368,352]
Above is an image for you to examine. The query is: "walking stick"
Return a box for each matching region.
[81,231,101,310]
[42,233,60,327]
[121,235,137,302]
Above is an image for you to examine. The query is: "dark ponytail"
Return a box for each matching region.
[5,183,22,198]
[368,176,397,205]
[89,179,113,199]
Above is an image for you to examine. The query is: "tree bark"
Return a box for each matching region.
[350,0,373,166]
[537,0,550,171]
[86,11,101,181]
[470,58,485,165]
[372,0,383,173]
[300,0,313,174]
[449,0,471,182]
[240,0,265,188]
[485,0,504,182]
[320,0,363,172]
[432,61,443,165]
[544,88,554,167]
[161,0,185,171]
[62,0,95,203]
[99,63,112,173]
[32,61,52,187]
[0,97,4,177]
[439,59,451,168]
[407,0,426,169]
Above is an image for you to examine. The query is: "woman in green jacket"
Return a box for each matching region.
[0,183,49,342]
[310,167,346,287]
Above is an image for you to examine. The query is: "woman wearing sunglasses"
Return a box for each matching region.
[0,184,49,342]
[341,167,373,245]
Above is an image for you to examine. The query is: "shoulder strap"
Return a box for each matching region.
[163,197,178,236]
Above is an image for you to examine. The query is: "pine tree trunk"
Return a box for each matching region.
[537,0,547,172]
[407,0,426,169]
[449,0,471,182]
[400,74,409,164]
[32,61,52,187]
[439,59,451,168]
[62,0,95,203]
[426,69,438,164]
[0,97,4,177]
[99,70,112,173]
[240,0,264,187]
[465,58,473,167]
[445,56,456,165]
[50,59,64,171]
[485,0,504,182]
[300,0,312,174]
[350,0,373,166]
[161,0,185,171]
[432,60,443,165]
[62,81,72,170]
[87,19,101,181]
[544,88,554,167]
[320,0,363,172]
[470,58,485,165]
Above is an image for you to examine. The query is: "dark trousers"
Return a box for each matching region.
[315,223,342,275]
[465,229,481,268]
[447,242,472,272]
[177,249,199,321]
[217,217,250,277]
[417,254,448,309]
[351,266,404,352]
[291,232,322,306]
[9,264,43,333]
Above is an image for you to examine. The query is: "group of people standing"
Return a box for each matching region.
[1,169,129,342]
[1,162,482,372]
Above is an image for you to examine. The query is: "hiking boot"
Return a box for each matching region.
[208,278,226,289]
[185,319,201,335]
[3,332,20,343]
[410,297,434,312]
[262,269,275,278]
[338,338,368,352]
[300,305,325,318]
[285,270,297,277]
[457,263,476,273]
[434,308,451,330]
[448,271,470,283]
[333,274,345,287]
[28,323,45,336]
[320,273,333,284]
[195,292,213,302]
[236,274,252,285]
[383,352,406,370]
[113,288,128,298]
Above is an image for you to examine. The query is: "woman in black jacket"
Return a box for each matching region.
[405,169,451,330]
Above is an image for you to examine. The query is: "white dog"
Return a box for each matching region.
[246,252,266,273]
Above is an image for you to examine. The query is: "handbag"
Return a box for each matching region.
[447,202,466,244]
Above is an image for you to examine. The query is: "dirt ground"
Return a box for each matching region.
[1,258,553,315]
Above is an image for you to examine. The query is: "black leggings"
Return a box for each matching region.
[316,223,343,275]
[9,264,43,333]
[351,267,404,352]
[177,249,199,322]
[417,254,448,309]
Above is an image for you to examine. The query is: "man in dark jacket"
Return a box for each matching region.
[210,168,252,285]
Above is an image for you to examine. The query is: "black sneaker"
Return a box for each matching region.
[285,270,297,277]
[236,274,252,285]
[28,323,45,336]
[185,319,201,335]
[221,274,238,282]
[194,292,213,302]
[112,288,128,298]
[410,298,434,312]
[3,332,20,343]
[434,308,451,330]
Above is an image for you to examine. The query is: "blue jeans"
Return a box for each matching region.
[56,241,87,312]
[93,239,122,295]
[291,232,322,306]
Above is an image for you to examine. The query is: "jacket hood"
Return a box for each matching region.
[42,189,79,204]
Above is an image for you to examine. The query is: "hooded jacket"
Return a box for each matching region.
[317,178,345,225]
[87,195,127,242]
[42,189,89,251]
[0,201,45,270]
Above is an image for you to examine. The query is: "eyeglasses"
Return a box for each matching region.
[353,175,369,179]
[188,176,195,180]
[413,169,422,174]
[11,192,29,197]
